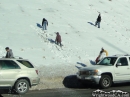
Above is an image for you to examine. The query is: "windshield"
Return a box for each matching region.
[97,57,117,66]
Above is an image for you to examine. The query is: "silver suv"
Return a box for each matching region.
[0,57,40,94]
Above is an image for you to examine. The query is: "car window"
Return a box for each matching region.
[129,57,130,62]
[0,60,20,70]
[117,57,128,66]
[17,60,34,68]
[97,57,117,66]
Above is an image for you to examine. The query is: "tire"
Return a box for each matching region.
[99,75,112,89]
[15,79,29,94]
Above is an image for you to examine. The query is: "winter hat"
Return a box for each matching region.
[5,47,9,49]
[102,47,104,51]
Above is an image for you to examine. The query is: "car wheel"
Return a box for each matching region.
[15,79,29,94]
[99,75,112,89]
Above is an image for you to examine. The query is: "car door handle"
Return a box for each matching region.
[127,68,130,69]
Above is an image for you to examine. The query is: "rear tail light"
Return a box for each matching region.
[36,70,38,75]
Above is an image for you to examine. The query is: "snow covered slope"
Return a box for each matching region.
[0,0,130,89]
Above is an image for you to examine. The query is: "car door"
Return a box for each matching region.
[0,60,21,87]
[114,57,130,81]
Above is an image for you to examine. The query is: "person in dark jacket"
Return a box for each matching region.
[95,14,101,28]
[42,18,48,30]
[55,32,62,47]
[5,47,14,58]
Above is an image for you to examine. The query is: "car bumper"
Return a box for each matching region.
[30,77,40,86]
[77,73,101,84]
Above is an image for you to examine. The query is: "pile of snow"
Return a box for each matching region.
[0,0,130,90]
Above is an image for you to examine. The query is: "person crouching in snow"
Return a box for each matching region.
[42,18,48,30]
[55,32,62,47]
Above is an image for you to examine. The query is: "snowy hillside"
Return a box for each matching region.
[0,0,130,89]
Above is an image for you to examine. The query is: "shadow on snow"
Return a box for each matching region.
[48,38,55,44]
[36,23,42,28]
[88,22,95,26]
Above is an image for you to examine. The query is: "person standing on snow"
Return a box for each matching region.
[55,32,62,47]
[42,18,48,30]
[5,47,14,58]
[95,13,101,28]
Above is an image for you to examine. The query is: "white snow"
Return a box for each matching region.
[0,0,130,90]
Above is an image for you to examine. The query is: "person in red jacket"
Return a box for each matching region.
[55,32,62,47]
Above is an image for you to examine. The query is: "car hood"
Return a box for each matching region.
[79,65,112,71]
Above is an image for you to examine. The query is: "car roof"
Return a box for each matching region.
[0,58,28,61]
[106,54,130,58]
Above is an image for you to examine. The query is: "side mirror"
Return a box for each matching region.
[116,63,122,67]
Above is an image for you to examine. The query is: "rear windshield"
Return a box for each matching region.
[17,60,34,68]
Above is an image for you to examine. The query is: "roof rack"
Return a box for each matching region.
[113,54,123,56]
[13,56,23,59]
[124,54,130,56]
[0,56,5,58]
[113,54,130,56]
[0,56,23,59]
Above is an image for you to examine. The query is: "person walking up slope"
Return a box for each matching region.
[42,18,48,30]
[95,13,101,28]
[55,32,62,47]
